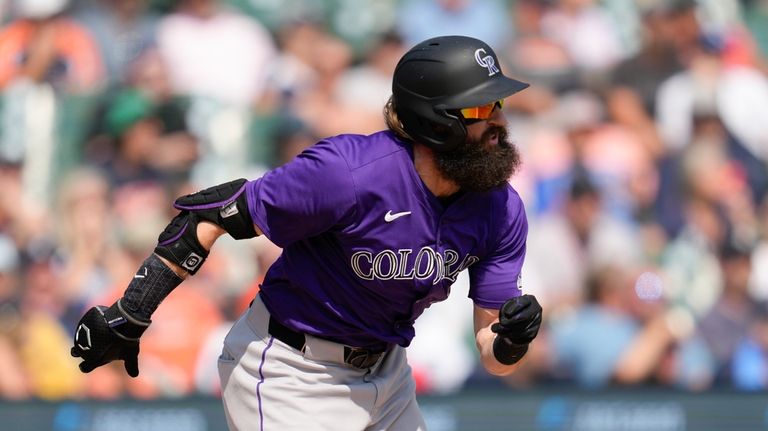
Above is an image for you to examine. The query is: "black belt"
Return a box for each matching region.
[268,316,385,369]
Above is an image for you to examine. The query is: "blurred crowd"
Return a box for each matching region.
[0,0,767,401]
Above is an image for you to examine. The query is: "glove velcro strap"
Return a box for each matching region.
[155,213,210,274]
[102,300,151,341]
[492,336,529,365]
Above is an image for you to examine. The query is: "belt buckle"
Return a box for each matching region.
[344,347,381,369]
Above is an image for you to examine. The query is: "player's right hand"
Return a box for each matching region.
[491,294,542,345]
[70,301,148,377]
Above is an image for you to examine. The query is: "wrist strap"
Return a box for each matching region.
[103,299,150,341]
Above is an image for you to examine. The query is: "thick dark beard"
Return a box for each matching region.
[434,126,521,193]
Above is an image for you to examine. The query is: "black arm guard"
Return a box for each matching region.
[122,254,185,320]
[154,178,256,274]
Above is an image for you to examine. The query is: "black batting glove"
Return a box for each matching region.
[491,294,542,345]
[70,300,150,377]
[490,294,542,365]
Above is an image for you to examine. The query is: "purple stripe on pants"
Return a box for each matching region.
[257,336,275,431]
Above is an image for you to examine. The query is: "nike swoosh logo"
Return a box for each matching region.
[385,210,411,222]
[134,267,148,279]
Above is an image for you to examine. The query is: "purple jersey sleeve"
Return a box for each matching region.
[245,140,357,247]
[468,187,528,309]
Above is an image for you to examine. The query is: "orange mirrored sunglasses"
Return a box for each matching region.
[459,99,504,121]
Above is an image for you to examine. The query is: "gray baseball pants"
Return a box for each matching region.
[218,294,427,430]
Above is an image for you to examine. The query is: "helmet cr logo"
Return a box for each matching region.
[474,48,499,76]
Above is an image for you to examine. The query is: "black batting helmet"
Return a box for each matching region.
[392,35,529,151]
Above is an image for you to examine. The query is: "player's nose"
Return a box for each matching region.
[486,105,508,127]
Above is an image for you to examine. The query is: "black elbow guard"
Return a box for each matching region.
[173,178,256,240]
[154,178,256,275]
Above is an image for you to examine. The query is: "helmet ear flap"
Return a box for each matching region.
[394,93,467,151]
[421,107,466,151]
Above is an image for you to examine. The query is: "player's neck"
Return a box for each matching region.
[412,144,460,198]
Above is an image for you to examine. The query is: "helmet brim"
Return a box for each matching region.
[438,76,530,110]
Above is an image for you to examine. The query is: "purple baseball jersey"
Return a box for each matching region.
[245,130,527,350]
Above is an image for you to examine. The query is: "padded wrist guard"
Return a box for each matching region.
[122,254,185,321]
[492,336,529,365]
[154,178,256,274]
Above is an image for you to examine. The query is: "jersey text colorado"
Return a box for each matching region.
[351,247,479,284]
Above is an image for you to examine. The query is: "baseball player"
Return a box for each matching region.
[71,35,543,430]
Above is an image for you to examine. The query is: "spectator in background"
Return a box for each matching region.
[539,0,626,74]
[545,262,708,390]
[0,211,90,400]
[86,87,197,187]
[0,0,105,203]
[124,48,173,101]
[698,236,763,385]
[751,200,768,300]
[264,20,386,139]
[156,0,276,183]
[504,0,574,101]
[263,18,323,110]
[529,90,658,223]
[657,96,763,320]
[284,27,359,136]
[659,148,731,322]
[81,46,198,186]
[732,310,768,390]
[564,92,665,261]
[15,249,85,399]
[99,89,168,186]
[0,235,27,399]
[334,31,406,133]
[74,0,160,88]
[0,162,49,254]
[742,0,768,73]
[54,168,124,309]
[607,0,697,160]
[525,173,642,316]
[545,265,664,387]
[395,0,511,51]
[655,30,768,164]
[156,0,274,107]
[268,115,319,167]
[0,0,104,93]
[98,49,197,182]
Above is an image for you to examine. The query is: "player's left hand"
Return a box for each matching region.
[491,294,542,345]
[70,302,146,377]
